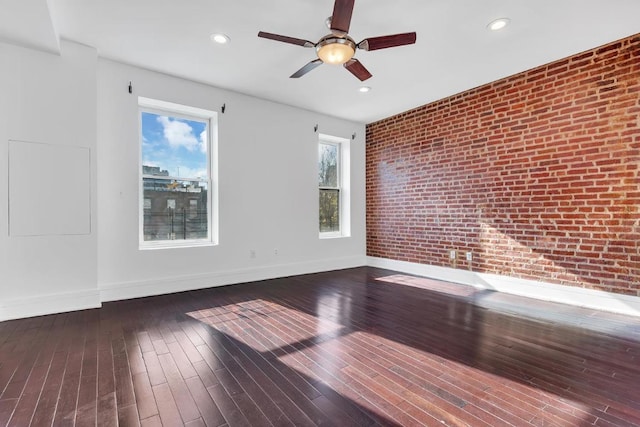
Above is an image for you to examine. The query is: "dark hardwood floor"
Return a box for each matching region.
[1,267,640,426]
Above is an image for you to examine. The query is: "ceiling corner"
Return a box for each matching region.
[0,0,61,54]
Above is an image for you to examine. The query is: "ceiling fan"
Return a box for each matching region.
[258,0,416,81]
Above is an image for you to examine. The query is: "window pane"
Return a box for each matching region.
[141,111,208,179]
[143,178,208,241]
[318,143,338,187]
[319,189,340,233]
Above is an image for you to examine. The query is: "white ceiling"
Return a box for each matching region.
[3,0,640,123]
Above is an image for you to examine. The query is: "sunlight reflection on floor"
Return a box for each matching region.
[186,298,344,352]
[185,290,601,426]
[376,274,478,297]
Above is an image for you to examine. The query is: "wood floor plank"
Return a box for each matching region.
[139,414,162,427]
[0,398,18,426]
[157,352,201,423]
[142,351,166,387]
[112,351,136,408]
[118,403,141,427]
[30,351,68,427]
[75,373,98,427]
[191,360,220,389]
[167,341,199,380]
[137,331,154,354]
[205,382,251,426]
[127,344,147,376]
[152,382,184,426]
[0,357,20,397]
[184,376,225,427]
[52,345,83,426]
[223,389,273,427]
[1,351,37,401]
[132,372,158,421]
[6,362,48,426]
[185,418,206,427]
[173,327,205,365]
[96,338,117,427]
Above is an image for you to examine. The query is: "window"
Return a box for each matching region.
[139,97,217,248]
[318,134,350,237]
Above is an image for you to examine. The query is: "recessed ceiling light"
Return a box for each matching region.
[487,18,510,31]
[359,86,371,93]
[211,33,230,44]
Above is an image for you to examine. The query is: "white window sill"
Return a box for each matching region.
[319,232,349,240]
[139,240,216,250]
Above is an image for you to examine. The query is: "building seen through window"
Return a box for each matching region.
[142,165,208,241]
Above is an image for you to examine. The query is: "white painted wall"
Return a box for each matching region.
[0,40,99,320]
[0,41,365,321]
[97,60,366,301]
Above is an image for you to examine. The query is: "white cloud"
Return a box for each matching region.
[142,157,159,167]
[199,129,207,153]
[157,116,200,151]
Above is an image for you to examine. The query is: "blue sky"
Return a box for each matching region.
[141,111,208,179]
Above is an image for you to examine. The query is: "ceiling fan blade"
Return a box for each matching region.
[290,59,324,78]
[258,31,315,48]
[330,0,355,35]
[358,32,417,51]
[344,59,372,81]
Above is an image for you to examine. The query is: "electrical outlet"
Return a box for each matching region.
[466,252,472,261]
[450,250,456,259]
[274,248,278,256]
[250,249,256,259]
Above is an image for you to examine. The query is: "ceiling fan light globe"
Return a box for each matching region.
[316,37,356,65]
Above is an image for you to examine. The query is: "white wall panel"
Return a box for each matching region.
[9,140,90,236]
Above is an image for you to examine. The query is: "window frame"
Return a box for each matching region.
[138,97,218,249]
[318,133,350,239]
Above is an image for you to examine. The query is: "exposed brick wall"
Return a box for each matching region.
[366,34,640,295]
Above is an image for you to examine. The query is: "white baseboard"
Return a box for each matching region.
[7,256,636,321]
[100,255,367,302]
[0,256,366,321]
[0,289,101,322]
[367,257,640,317]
